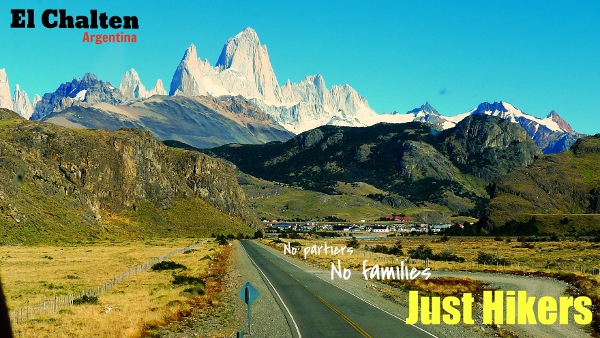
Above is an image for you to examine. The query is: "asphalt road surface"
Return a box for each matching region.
[240,240,437,338]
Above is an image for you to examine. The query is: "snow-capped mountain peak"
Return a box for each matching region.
[168,27,379,133]
[547,110,573,132]
[469,101,562,132]
[408,102,439,116]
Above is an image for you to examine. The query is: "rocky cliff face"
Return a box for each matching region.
[0,108,257,241]
[440,114,541,181]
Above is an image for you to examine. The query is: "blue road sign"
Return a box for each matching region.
[238,282,260,305]
[238,282,260,334]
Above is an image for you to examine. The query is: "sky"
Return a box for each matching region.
[1,0,599,134]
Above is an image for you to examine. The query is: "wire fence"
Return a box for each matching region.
[9,240,207,324]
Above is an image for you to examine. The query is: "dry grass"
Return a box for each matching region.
[385,277,490,300]
[2,239,230,338]
[270,235,600,275]
[0,238,200,309]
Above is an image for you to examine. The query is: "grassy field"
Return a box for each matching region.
[267,234,600,296]
[0,238,234,337]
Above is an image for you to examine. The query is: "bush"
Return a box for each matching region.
[432,249,465,263]
[183,285,205,295]
[151,261,188,271]
[519,242,535,249]
[216,234,229,245]
[408,245,433,260]
[366,241,403,255]
[347,236,360,248]
[253,230,264,239]
[372,244,390,254]
[73,294,98,305]
[172,275,205,286]
[476,251,508,265]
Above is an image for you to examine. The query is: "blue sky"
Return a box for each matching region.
[1,0,599,134]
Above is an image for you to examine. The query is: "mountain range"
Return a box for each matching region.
[203,114,541,220]
[0,27,587,153]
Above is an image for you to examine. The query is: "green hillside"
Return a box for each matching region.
[481,134,600,233]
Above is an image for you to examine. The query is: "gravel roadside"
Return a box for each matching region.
[156,240,293,337]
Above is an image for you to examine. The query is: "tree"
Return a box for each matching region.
[347,236,360,248]
[253,230,264,239]
[408,245,433,259]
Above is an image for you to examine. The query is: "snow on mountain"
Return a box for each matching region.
[32,73,124,120]
[377,101,581,153]
[169,27,379,134]
[440,101,580,153]
[0,69,35,119]
[0,69,11,110]
[468,101,563,132]
[547,110,573,132]
[12,84,34,119]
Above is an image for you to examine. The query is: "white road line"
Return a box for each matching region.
[258,241,439,338]
[240,242,302,338]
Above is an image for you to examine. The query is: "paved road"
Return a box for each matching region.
[240,240,437,338]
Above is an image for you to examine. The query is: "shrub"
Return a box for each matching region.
[151,260,188,271]
[253,230,264,239]
[73,294,98,305]
[476,251,508,265]
[372,244,390,254]
[183,285,205,295]
[347,236,360,248]
[519,242,535,249]
[408,245,433,260]
[172,275,204,286]
[433,249,465,262]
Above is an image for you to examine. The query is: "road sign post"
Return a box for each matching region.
[238,282,260,334]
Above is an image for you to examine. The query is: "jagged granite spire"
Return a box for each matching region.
[13,84,33,119]
[0,69,11,110]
